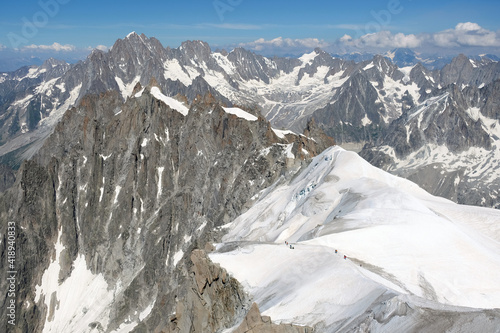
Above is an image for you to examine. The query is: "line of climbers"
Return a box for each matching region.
[284,241,352,262]
[335,249,347,260]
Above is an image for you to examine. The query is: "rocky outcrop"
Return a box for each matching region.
[167,249,250,332]
[234,303,313,333]
[302,118,336,154]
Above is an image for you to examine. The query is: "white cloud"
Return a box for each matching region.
[432,22,500,47]
[238,37,329,54]
[339,34,353,43]
[0,43,6,50]
[455,22,482,32]
[84,45,110,52]
[95,45,109,52]
[345,31,422,49]
[23,42,76,52]
[336,22,500,52]
[237,24,500,57]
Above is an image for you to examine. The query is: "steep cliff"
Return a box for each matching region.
[0,83,330,332]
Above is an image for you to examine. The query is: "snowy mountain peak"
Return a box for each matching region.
[40,57,67,69]
[126,31,138,39]
[212,146,500,331]
[299,50,318,64]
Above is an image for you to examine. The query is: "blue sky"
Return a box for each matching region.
[1,0,500,70]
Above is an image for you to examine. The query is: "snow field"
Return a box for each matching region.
[34,232,156,333]
[150,86,189,116]
[222,107,258,121]
[115,76,141,100]
[211,243,391,328]
[211,146,500,329]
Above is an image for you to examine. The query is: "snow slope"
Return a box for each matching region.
[33,227,155,333]
[150,86,189,116]
[223,107,258,121]
[210,146,500,330]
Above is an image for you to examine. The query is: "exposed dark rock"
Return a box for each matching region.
[310,71,386,144]
[166,249,249,332]
[0,163,15,192]
[0,86,328,332]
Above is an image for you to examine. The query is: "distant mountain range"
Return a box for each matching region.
[1,32,500,209]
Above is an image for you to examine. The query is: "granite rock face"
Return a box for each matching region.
[310,70,386,143]
[0,83,331,332]
[233,303,313,333]
[166,249,249,332]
